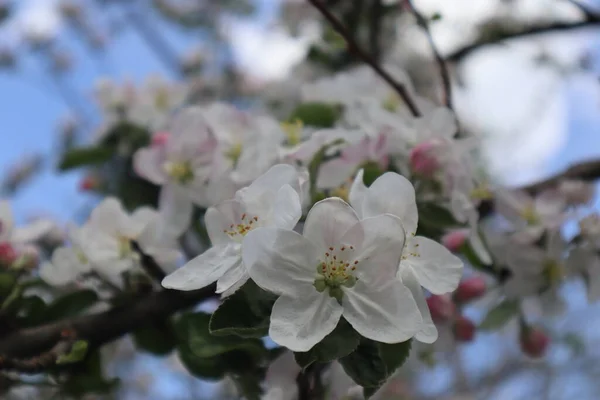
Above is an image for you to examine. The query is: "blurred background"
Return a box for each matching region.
[2,0,600,399]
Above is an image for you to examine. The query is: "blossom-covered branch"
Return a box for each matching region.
[0,286,214,359]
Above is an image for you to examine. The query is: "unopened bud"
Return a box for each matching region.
[520,327,550,358]
[79,175,100,192]
[409,140,440,177]
[427,294,456,322]
[454,316,476,342]
[151,131,170,147]
[14,245,40,270]
[0,242,18,267]
[455,276,487,303]
[442,230,468,252]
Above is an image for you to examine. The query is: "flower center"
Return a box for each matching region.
[544,259,564,286]
[225,142,243,165]
[118,236,134,259]
[470,184,492,201]
[520,205,539,225]
[154,87,170,110]
[383,93,401,112]
[75,248,88,264]
[223,213,259,239]
[280,120,303,146]
[164,161,194,185]
[313,246,359,303]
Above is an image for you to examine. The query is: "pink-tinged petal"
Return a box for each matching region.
[342,279,421,343]
[340,214,405,289]
[348,169,368,218]
[242,228,317,295]
[269,287,342,352]
[362,172,418,235]
[133,147,167,185]
[162,244,240,291]
[303,198,359,256]
[316,158,358,190]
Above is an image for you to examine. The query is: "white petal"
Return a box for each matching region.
[303,198,359,255]
[348,169,367,218]
[216,263,249,295]
[0,200,14,241]
[399,268,437,343]
[159,184,193,237]
[242,228,317,295]
[39,247,87,286]
[12,219,55,243]
[272,185,302,230]
[401,236,463,295]
[340,215,405,288]
[269,287,342,352]
[162,244,240,291]
[204,206,234,246]
[316,158,357,189]
[236,164,301,208]
[133,147,167,185]
[362,172,419,235]
[468,229,492,266]
[342,279,421,343]
[89,197,126,235]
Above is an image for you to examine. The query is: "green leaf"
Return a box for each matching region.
[417,203,458,229]
[339,339,412,398]
[360,162,385,186]
[44,290,99,322]
[17,295,47,326]
[61,351,119,396]
[479,299,520,330]
[58,146,113,171]
[287,102,342,128]
[133,321,177,355]
[209,281,276,338]
[294,319,360,369]
[379,340,412,377]
[57,340,89,365]
[339,339,386,388]
[0,272,17,299]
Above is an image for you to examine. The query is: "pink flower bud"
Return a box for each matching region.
[151,131,170,147]
[427,294,456,322]
[442,230,468,252]
[520,328,550,358]
[455,276,487,303]
[409,140,440,177]
[454,316,476,342]
[0,242,17,267]
[79,175,99,192]
[16,245,40,270]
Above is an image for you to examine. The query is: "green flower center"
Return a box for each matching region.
[520,205,540,225]
[224,142,243,165]
[280,120,303,146]
[313,245,359,304]
[544,259,564,286]
[164,161,195,185]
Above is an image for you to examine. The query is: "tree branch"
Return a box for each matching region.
[0,329,76,373]
[307,0,422,117]
[405,0,453,109]
[131,241,166,282]
[0,286,215,359]
[447,20,600,62]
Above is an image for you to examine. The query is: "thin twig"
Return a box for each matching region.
[131,241,166,282]
[368,0,384,62]
[405,0,453,108]
[0,329,76,374]
[308,0,422,116]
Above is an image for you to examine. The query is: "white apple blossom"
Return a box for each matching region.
[243,197,422,352]
[494,188,566,244]
[80,198,181,281]
[349,170,464,344]
[134,106,220,235]
[39,224,93,286]
[162,164,305,296]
